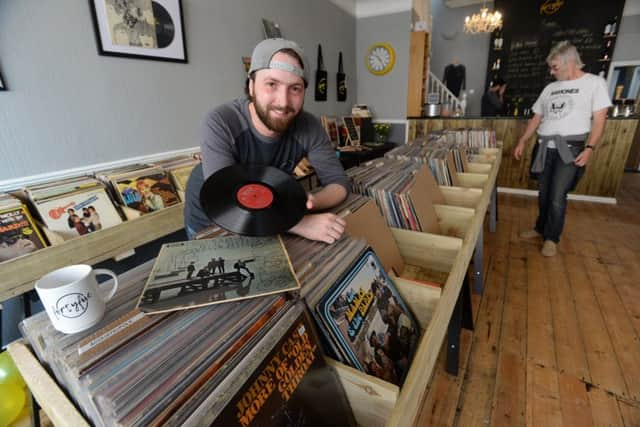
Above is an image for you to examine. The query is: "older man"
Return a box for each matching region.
[513,41,611,256]
[184,39,348,243]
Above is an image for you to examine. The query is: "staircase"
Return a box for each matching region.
[426,71,463,115]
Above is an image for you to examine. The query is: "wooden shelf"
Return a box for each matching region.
[7,148,502,427]
[0,203,184,301]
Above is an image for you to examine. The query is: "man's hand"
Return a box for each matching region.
[289,213,346,244]
[513,140,526,160]
[574,149,592,167]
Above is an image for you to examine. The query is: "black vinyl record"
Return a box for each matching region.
[200,165,307,236]
[151,1,175,48]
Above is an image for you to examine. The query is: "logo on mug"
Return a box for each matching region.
[54,292,91,319]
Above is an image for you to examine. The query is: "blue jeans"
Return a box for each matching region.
[535,147,584,243]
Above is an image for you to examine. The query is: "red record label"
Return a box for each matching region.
[236,183,274,210]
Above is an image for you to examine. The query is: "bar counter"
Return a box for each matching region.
[407,117,639,199]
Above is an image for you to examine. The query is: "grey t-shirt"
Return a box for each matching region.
[184,98,349,233]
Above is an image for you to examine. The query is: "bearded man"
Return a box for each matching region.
[184,39,348,243]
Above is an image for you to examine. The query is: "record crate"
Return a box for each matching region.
[325,146,501,427]
[5,148,500,426]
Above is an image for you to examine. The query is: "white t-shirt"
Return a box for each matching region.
[532,73,611,146]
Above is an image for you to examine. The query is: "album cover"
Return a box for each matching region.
[169,164,196,193]
[0,204,47,262]
[114,169,180,214]
[212,306,356,427]
[137,235,300,314]
[33,186,124,240]
[316,248,419,386]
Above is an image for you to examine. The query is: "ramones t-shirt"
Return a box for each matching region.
[532,73,611,140]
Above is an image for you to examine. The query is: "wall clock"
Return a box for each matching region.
[366,42,395,75]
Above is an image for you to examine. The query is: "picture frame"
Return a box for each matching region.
[0,70,5,91]
[89,0,188,63]
[321,115,339,148]
[342,116,360,146]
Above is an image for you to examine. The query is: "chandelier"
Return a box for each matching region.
[464,4,502,34]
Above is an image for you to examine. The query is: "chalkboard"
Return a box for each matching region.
[487,0,626,115]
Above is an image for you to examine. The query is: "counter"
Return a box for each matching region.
[407,117,639,199]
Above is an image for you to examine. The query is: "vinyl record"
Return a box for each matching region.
[151,1,175,48]
[200,165,307,236]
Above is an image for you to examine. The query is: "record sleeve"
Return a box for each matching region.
[211,303,356,427]
[33,186,123,240]
[137,235,300,314]
[316,248,420,386]
[0,204,47,262]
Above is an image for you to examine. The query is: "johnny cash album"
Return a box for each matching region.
[209,303,356,427]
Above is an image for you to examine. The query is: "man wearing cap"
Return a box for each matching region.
[184,39,348,243]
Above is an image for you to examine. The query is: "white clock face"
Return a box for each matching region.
[369,47,390,71]
[367,43,395,75]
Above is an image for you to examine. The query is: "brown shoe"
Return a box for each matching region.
[541,240,557,257]
[520,229,541,239]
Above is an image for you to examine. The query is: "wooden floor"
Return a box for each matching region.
[417,173,640,427]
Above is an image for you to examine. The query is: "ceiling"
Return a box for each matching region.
[331,0,640,18]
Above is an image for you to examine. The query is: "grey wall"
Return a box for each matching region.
[430,0,491,117]
[613,14,640,62]
[356,11,411,119]
[0,0,356,182]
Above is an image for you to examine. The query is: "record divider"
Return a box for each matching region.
[5,147,500,427]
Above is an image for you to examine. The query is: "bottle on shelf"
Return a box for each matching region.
[598,62,608,78]
[604,18,612,35]
[600,39,613,61]
[491,58,501,71]
[610,16,618,35]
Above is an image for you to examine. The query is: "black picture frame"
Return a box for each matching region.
[0,71,5,91]
[89,0,188,63]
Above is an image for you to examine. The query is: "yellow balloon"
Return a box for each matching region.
[0,382,26,427]
[0,352,24,387]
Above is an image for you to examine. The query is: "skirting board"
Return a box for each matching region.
[497,186,617,205]
[0,147,200,193]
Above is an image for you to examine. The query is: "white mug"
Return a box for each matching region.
[35,265,119,334]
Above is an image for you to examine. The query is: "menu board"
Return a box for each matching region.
[487,0,626,115]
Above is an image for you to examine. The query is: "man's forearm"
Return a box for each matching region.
[310,183,347,210]
[586,109,608,147]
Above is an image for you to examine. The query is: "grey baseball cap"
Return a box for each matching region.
[248,38,310,85]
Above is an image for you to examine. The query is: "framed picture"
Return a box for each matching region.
[89,0,187,63]
[0,71,5,91]
[321,115,339,148]
[342,116,360,146]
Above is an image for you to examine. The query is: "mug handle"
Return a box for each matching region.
[94,269,119,301]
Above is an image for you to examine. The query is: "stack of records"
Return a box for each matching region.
[346,158,425,231]
[441,128,496,152]
[0,193,47,261]
[152,155,200,201]
[96,165,181,215]
[20,261,356,426]
[385,132,466,186]
[22,176,124,241]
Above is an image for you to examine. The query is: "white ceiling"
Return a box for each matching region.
[331,0,640,18]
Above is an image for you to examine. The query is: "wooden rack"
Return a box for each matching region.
[0,204,184,301]
[7,147,501,427]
